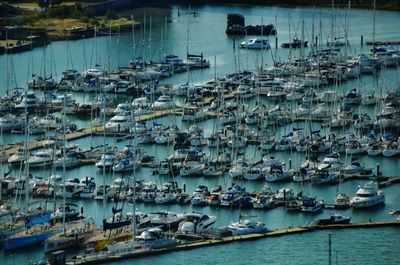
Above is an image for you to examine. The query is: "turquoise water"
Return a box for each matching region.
[1,4,400,265]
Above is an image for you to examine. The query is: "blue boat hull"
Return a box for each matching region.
[3,229,63,251]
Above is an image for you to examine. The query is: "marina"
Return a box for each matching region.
[1,2,400,265]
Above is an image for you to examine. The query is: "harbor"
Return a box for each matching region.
[1,2,400,265]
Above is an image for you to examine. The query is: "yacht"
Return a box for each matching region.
[95,152,115,171]
[26,149,55,168]
[114,81,136,93]
[106,228,177,254]
[152,95,175,110]
[220,219,267,236]
[177,212,217,234]
[350,181,385,208]
[317,153,342,171]
[14,91,39,110]
[239,38,270,49]
[8,149,25,166]
[105,114,134,133]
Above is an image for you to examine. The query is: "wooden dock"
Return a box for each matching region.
[3,92,237,156]
[66,220,400,265]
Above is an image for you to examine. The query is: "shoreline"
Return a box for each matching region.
[161,0,400,12]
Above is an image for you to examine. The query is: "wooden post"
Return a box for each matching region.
[361,35,364,46]
[376,163,380,177]
[328,234,332,265]
[275,36,278,49]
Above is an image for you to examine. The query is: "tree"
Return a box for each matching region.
[38,0,50,9]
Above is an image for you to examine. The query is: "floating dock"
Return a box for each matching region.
[4,92,236,156]
[66,220,400,265]
[366,40,400,45]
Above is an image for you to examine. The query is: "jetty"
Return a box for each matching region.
[366,40,400,45]
[3,92,237,156]
[64,220,400,265]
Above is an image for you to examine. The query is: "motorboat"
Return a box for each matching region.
[53,152,82,169]
[239,38,270,49]
[345,141,368,155]
[26,149,55,168]
[106,228,177,254]
[382,142,400,157]
[8,149,25,167]
[95,152,115,171]
[300,196,323,213]
[152,95,175,110]
[105,114,134,133]
[180,161,205,176]
[274,187,296,201]
[114,81,136,93]
[243,166,264,181]
[340,160,371,176]
[219,219,267,236]
[317,153,342,171]
[253,194,274,209]
[14,91,39,110]
[51,203,83,222]
[281,37,308,48]
[310,170,340,185]
[148,212,185,231]
[335,193,351,209]
[177,212,217,234]
[350,181,385,208]
[314,213,351,226]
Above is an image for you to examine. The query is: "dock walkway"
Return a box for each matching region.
[66,220,400,265]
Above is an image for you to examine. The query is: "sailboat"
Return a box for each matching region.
[3,94,62,250]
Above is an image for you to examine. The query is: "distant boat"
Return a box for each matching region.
[281,37,308,48]
[239,38,270,49]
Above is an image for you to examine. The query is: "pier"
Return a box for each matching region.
[366,40,400,45]
[65,220,400,265]
[3,92,237,156]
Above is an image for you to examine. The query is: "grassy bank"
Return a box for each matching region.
[1,1,138,40]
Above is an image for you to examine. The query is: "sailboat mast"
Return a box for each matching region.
[24,91,30,212]
[131,116,137,241]
[62,93,67,234]
[102,94,107,220]
[372,0,376,48]
[131,15,135,60]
